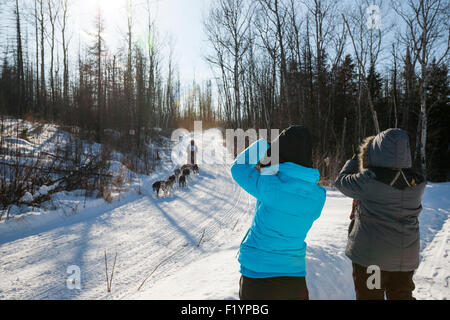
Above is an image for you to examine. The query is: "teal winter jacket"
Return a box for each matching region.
[231,139,326,278]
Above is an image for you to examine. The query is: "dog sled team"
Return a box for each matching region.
[152,163,200,197]
[152,140,200,197]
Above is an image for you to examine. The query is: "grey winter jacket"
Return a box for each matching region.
[334,129,426,272]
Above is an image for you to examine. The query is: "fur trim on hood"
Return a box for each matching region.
[358,136,376,171]
[358,129,413,171]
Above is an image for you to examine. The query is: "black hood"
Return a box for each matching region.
[261,125,313,168]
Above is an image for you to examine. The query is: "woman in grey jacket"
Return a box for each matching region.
[335,128,426,300]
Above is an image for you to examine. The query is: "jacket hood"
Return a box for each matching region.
[260,162,320,183]
[359,129,412,170]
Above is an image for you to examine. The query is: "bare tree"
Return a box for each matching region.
[342,3,382,135]
[145,0,158,128]
[204,0,252,127]
[394,0,449,174]
[47,0,59,109]
[258,0,290,124]
[38,0,46,113]
[15,0,25,115]
[59,0,70,105]
[253,1,282,128]
[303,0,338,132]
[123,0,134,134]
[91,4,106,141]
[401,46,415,130]
[33,0,40,111]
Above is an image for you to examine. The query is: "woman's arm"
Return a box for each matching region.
[334,159,372,200]
[230,139,270,198]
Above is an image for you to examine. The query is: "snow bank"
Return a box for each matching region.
[414,182,450,300]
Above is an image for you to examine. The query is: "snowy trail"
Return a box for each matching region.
[0,128,448,300]
[0,130,255,300]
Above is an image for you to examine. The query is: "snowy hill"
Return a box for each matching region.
[0,128,448,300]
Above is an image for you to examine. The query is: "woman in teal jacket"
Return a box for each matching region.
[231,126,326,300]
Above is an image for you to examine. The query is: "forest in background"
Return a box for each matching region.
[0,0,448,182]
[203,0,449,181]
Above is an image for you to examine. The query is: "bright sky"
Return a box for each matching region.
[4,0,438,85]
[72,0,213,83]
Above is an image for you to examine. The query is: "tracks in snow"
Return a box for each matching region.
[0,134,255,300]
[414,214,450,300]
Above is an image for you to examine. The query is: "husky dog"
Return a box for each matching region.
[163,179,175,196]
[152,181,165,197]
[179,175,187,188]
[182,168,191,178]
[181,164,193,172]
[192,164,199,175]
[168,175,177,189]
[174,169,181,181]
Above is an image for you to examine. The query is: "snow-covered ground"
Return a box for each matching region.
[0,128,448,300]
